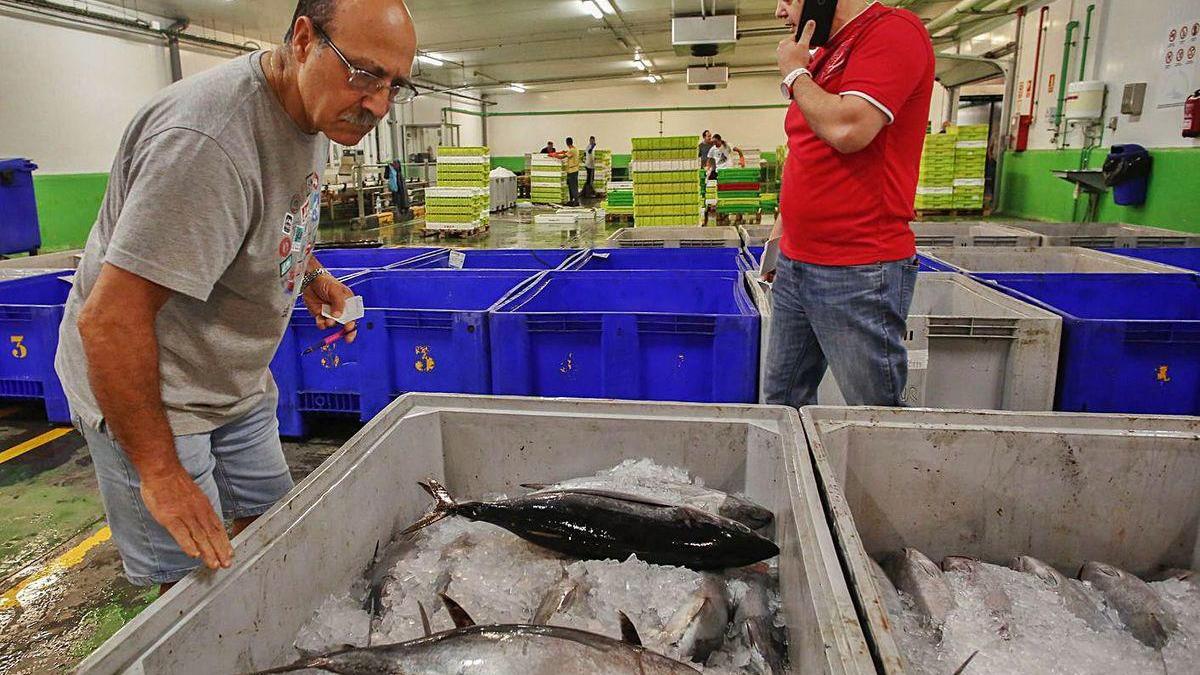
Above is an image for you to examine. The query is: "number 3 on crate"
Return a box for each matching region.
[10,335,27,359]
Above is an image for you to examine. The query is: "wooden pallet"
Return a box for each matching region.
[605,212,635,224]
[715,212,762,226]
[421,224,490,239]
[914,209,986,219]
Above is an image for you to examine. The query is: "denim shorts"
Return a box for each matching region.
[77,396,294,586]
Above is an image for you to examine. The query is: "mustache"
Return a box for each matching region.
[339,109,381,128]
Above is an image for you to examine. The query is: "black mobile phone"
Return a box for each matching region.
[796,0,839,48]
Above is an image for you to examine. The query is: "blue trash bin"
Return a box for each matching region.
[0,158,42,256]
[1104,144,1151,207]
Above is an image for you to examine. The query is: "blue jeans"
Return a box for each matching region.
[78,396,293,586]
[764,252,918,408]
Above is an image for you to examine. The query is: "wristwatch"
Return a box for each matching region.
[300,267,329,293]
[780,67,813,99]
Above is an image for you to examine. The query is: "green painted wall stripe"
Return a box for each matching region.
[33,173,108,252]
[487,103,790,118]
[443,107,485,118]
[999,148,1199,234]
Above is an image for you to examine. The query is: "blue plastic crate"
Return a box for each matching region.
[576,248,752,271]
[0,272,72,421]
[272,269,538,436]
[0,158,42,256]
[1099,247,1200,274]
[311,247,441,269]
[975,273,1200,415]
[490,270,759,403]
[394,248,582,270]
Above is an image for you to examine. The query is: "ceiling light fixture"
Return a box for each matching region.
[634,60,646,71]
[417,54,443,66]
[644,74,657,83]
[509,83,527,93]
[582,0,603,19]
[594,0,616,14]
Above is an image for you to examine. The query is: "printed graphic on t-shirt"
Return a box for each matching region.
[278,185,321,296]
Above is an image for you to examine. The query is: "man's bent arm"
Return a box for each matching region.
[789,77,888,155]
[78,263,233,570]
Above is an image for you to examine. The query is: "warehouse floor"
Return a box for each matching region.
[0,203,765,672]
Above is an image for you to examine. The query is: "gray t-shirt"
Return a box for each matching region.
[55,52,327,436]
[698,141,714,161]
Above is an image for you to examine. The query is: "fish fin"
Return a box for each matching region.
[418,601,432,637]
[618,611,642,646]
[951,650,980,675]
[400,479,458,536]
[520,482,549,490]
[439,593,476,628]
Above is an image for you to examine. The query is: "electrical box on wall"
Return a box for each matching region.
[1121,83,1147,116]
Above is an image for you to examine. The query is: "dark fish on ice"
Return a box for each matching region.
[1010,555,1111,632]
[402,479,780,571]
[885,548,956,627]
[1079,561,1179,649]
[248,595,700,675]
[523,478,774,530]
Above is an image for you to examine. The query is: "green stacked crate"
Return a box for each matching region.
[759,192,778,212]
[593,149,612,195]
[716,167,761,215]
[530,153,567,204]
[428,146,490,232]
[953,124,988,210]
[915,132,957,211]
[603,180,634,215]
[630,136,702,227]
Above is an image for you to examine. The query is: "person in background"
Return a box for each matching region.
[560,136,582,206]
[706,134,743,179]
[582,135,597,198]
[765,0,934,409]
[939,120,953,134]
[698,130,714,168]
[54,0,417,592]
[384,158,408,214]
[539,140,556,154]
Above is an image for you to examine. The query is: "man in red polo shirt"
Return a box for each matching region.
[764,0,933,408]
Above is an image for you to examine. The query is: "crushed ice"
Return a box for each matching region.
[888,559,1200,674]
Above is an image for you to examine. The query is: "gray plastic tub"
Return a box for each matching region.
[0,249,83,270]
[919,245,1190,274]
[800,406,1200,674]
[740,224,775,247]
[1005,221,1200,248]
[78,394,874,675]
[608,226,741,248]
[908,222,1041,247]
[750,272,1062,410]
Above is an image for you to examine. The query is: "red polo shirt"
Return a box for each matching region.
[779,2,934,266]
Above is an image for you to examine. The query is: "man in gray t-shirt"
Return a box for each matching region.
[55,0,418,588]
[698,129,714,167]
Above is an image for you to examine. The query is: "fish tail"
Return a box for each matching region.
[400,479,458,536]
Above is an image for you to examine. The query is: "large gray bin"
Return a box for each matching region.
[919,245,1190,274]
[78,394,874,675]
[908,222,1041,247]
[749,272,1062,410]
[608,226,741,248]
[740,224,775,247]
[0,249,82,270]
[1006,221,1200,248]
[800,406,1200,674]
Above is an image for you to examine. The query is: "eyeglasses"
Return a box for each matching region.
[313,24,419,104]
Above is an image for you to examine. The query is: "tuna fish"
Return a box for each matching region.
[1079,561,1179,649]
[402,479,780,571]
[523,478,774,530]
[727,567,786,674]
[885,548,956,627]
[251,595,700,675]
[1010,555,1111,632]
[868,556,905,621]
[941,556,1013,640]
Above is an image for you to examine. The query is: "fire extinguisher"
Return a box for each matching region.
[1185,90,1200,138]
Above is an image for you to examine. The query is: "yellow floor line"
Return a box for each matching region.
[0,525,111,610]
[0,427,74,466]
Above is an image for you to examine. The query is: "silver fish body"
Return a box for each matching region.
[886,548,956,626]
[1010,556,1110,632]
[1079,561,1179,649]
[656,575,730,663]
[868,557,905,620]
[252,624,702,675]
[729,571,786,674]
